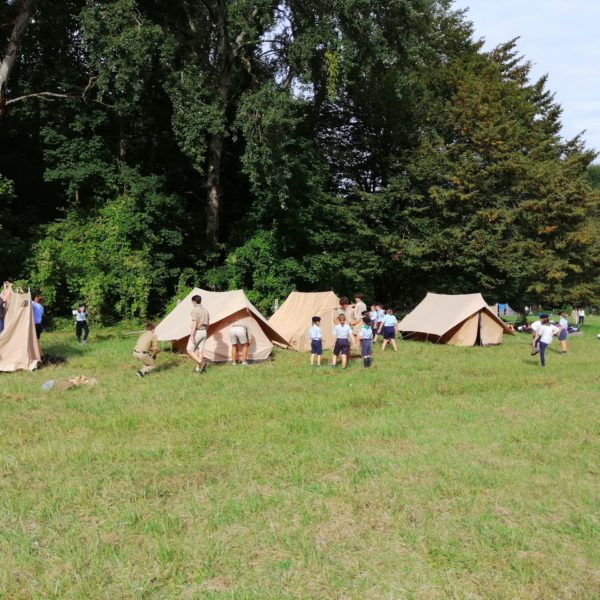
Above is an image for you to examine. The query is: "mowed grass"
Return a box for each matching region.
[1,318,599,599]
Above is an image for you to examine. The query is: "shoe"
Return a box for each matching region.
[200,363,207,373]
[230,361,236,366]
[241,361,248,366]
[82,340,88,345]
[194,366,201,372]
[530,349,540,356]
[136,370,144,378]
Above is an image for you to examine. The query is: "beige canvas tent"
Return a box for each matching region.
[0,290,42,371]
[155,288,290,362]
[398,292,513,346]
[267,291,341,351]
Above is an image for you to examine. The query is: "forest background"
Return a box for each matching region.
[1,0,600,322]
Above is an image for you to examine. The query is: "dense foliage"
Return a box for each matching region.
[1,0,598,319]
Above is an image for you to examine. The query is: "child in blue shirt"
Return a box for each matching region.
[308,316,322,366]
[359,316,374,367]
[331,314,352,369]
[73,303,89,344]
[378,308,398,351]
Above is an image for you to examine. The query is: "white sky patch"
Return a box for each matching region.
[452,0,600,160]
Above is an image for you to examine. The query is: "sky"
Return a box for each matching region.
[451,0,600,160]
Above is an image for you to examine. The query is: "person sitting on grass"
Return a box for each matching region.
[331,314,352,369]
[133,323,160,378]
[378,308,398,352]
[308,315,323,367]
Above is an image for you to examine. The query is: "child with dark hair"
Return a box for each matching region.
[359,315,374,367]
[308,316,323,366]
[73,303,89,344]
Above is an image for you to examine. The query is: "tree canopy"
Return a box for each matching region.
[1,0,598,319]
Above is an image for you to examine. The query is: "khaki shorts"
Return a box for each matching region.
[229,325,249,345]
[187,329,207,353]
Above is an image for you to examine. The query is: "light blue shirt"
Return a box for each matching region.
[359,325,373,340]
[333,323,352,339]
[559,317,568,331]
[376,309,385,322]
[308,324,322,340]
[382,314,397,327]
[32,301,44,325]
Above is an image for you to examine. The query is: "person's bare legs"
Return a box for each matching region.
[390,338,398,351]
[331,352,338,367]
[560,339,567,353]
[241,342,249,365]
[316,353,321,366]
[186,348,201,367]
[381,339,388,351]
[341,352,348,368]
[231,344,239,364]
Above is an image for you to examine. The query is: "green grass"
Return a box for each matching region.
[1,318,599,599]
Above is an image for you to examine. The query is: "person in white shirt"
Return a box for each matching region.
[537,317,559,367]
[578,307,585,326]
[331,314,352,369]
[558,311,569,354]
[308,316,323,366]
[530,316,543,355]
[351,293,367,347]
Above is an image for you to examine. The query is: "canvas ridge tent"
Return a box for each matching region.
[155,288,290,362]
[0,290,42,372]
[398,292,513,346]
[267,291,341,351]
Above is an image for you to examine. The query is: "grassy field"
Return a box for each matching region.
[1,317,599,599]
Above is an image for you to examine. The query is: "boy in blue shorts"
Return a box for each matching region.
[359,315,374,367]
[331,314,352,369]
[308,316,323,366]
[378,308,398,352]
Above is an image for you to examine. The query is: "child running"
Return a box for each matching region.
[308,316,323,366]
[331,314,352,369]
[379,308,398,351]
[537,316,559,367]
[359,315,373,367]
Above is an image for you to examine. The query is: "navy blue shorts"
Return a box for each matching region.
[310,339,323,355]
[558,330,567,341]
[360,339,373,357]
[333,339,350,356]
[382,325,395,340]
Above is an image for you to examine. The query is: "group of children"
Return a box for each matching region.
[308,304,399,369]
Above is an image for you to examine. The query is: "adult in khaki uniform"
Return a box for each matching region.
[187,294,210,373]
[351,293,367,346]
[229,322,251,365]
[133,323,160,377]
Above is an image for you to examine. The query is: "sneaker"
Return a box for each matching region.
[136,370,144,378]
[194,366,201,373]
[530,349,540,356]
[241,361,248,366]
[82,340,88,345]
[200,363,207,373]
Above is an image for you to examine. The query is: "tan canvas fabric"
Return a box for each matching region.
[267,291,341,351]
[0,290,41,371]
[480,311,504,345]
[398,292,512,346]
[156,288,289,362]
[443,312,479,346]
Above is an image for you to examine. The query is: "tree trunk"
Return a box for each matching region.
[0,0,36,123]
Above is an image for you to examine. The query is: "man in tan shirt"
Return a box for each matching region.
[133,323,160,377]
[187,294,210,373]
